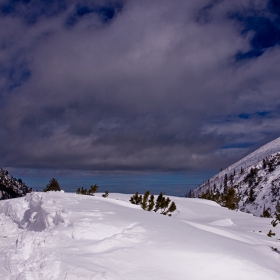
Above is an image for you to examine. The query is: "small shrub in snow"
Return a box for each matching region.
[267,230,276,237]
[129,192,142,205]
[102,191,109,198]
[76,184,99,196]
[271,200,280,227]
[43,178,61,192]
[261,205,271,218]
[130,191,177,216]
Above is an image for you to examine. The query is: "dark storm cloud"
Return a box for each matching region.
[0,0,280,173]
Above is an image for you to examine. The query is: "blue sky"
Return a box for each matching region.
[1,0,280,194]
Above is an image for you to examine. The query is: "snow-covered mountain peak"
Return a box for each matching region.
[217,136,280,179]
[193,137,280,217]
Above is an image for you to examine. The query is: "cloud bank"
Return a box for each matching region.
[0,0,280,174]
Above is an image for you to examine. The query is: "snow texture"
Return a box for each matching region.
[0,191,280,279]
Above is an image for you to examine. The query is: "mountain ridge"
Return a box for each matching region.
[0,168,32,200]
[193,137,280,217]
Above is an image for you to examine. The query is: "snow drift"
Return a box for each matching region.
[0,191,280,279]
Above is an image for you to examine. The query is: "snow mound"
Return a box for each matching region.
[208,218,235,227]
[23,192,70,231]
[3,192,70,232]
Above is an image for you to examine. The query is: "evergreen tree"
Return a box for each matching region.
[276,200,280,213]
[268,159,275,172]
[229,173,234,185]
[262,205,271,218]
[76,184,99,196]
[223,174,228,190]
[129,191,177,216]
[154,192,164,212]
[160,197,171,214]
[141,191,150,210]
[88,184,99,195]
[129,192,142,205]
[262,159,267,169]
[271,200,280,227]
[44,178,61,192]
[187,190,193,198]
[221,187,240,210]
[248,187,255,202]
[165,201,177,216]
[147,194,155,211]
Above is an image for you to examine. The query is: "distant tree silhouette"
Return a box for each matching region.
[44,178,61,192]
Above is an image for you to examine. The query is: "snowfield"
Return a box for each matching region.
[0,192,280,279]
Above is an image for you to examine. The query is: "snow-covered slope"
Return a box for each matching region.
[193,137,280,216]
[0,191,280,279]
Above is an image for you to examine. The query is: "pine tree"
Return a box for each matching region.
[262,205,271,218]
[229,173,234,185]
[248,187,255,202]
[141,191,150,210]
[161,197,171,214]
[154,192,164,212]
[129,192,142,205]
[262,159,267,169]
[43,178,61,192]
[165,201,177,216]
[223,174,228,190]
[221,187,240,210]
[129,191,177,217]
[276,200,280,213]
[147,194,155,211]
[187,190,193,198]
[88,184,99,195]
[271,200,280,227]
[268,158,275,172]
